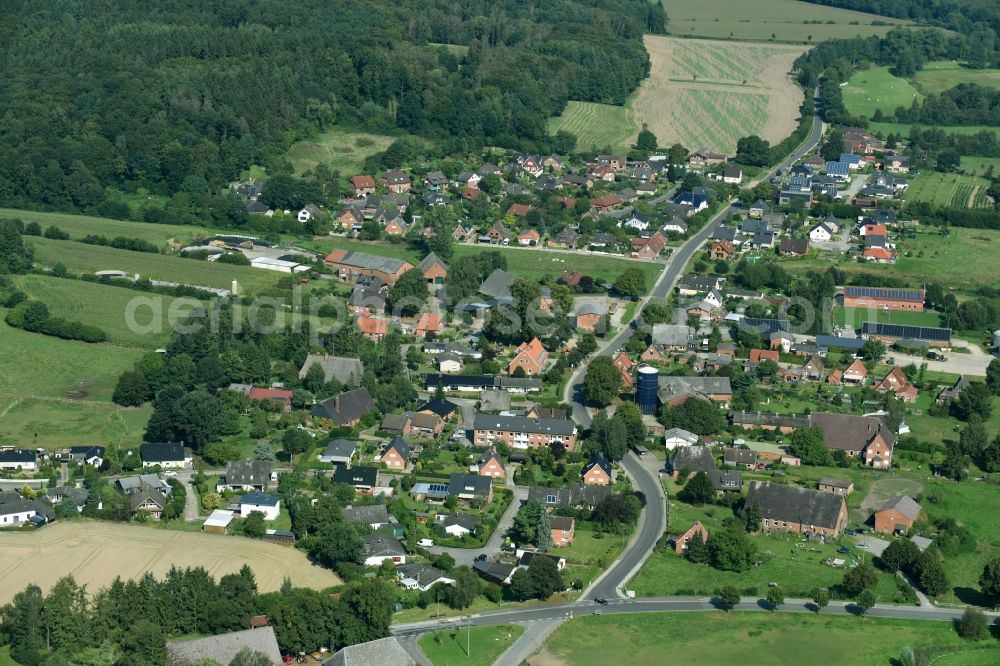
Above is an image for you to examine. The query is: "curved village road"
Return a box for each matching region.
[394,105,826,663]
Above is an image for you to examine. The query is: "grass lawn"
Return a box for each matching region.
[305,236,663,286]
[914,61,1000,95]
[27,236,280,293]
[843,66,922,119]
[834,306,942,329]
[12,274,197,349]
[664,0,907,43]
[530,613,967,666]
[547,101,637,153]
[931,648,1000,665]
[905,172,992,209]
[0,208,223,246]
[786,228,1000,291]
[959,156,1000,177]
[0,397,151,449]
[869,121,1000,140]
[0,646,18,666]
[284,126,397,176]
[556,528,626,567]
[419,623,523,666]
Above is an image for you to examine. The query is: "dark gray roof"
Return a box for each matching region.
[343,504,390,525]
[333,465,378,487]
[473,560,517,584]
[651,324,690,346]
[729,411,810,428]
[331,250,410,275]
[860,322,951,342]
[582,452,611,478]
[656,376,732,403]
[417,252,448,273]
[723,447,756,465]
[448,473,492,498]
[241,491,279,507]
[809,412,895,453]
[819,476,853,489]
[479,269,519,301]
[299,355,365,386]
[47,486,89,506]
[140,442,187,464]
[322,438,359,459]
[385,436,412,460]
[746,481,845,530]
[311,388,376,425]
[473,414,575,436]
[364,532,406,557]
[528,484,612,508]
[738,318,791,335]
[877,495,921,520]
[0,449,36,464]
[670,445,716,473]
[706,469,743,491]
[442,513,478,531]
[68,446,105,459]
[396,563,451,588]
[222,460,272,486]
[167,627,282,666]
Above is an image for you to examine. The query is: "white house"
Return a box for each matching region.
[140,442,192,469]
[663,428,698,451]
[396,564,455,591]
[297,204,321,224]
[621,212,651,232]
[438,353,463,374]
[239,492,281,521]
[704,288,724,309]
[721,166,743,184]
[440,514,477,537]
[0,449,37,471]
[0,498,39,526]
[809,223,834,243]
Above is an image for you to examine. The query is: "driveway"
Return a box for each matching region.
[843,173,868,199]
[425,482,529,566]
[889,340,993,377]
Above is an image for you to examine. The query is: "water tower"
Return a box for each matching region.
[635,365,659,415]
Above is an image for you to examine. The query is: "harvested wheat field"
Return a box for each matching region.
[632,36,808,154]
[0,521,341,603]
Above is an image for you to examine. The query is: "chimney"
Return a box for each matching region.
[334,395,341,412]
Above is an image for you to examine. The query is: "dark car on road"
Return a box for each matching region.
[594,598,608,605]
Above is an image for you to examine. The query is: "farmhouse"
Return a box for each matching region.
[746,482,848,537]
[417,252,448,284]
[728,411,809,433]
[669,445,716,479]
[473,414,577,450]
[656,376,732,406]
[842,286,924,312]
[324,250,414,286]
[810,412,895,468]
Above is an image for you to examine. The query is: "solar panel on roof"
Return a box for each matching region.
[429,483,448,492]
[861,322,951,341]
[845,286,923,301]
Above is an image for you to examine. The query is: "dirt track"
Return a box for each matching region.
[633,36,807,153]
[0,521,341,603]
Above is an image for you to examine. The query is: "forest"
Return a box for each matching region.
[0,0,663,215]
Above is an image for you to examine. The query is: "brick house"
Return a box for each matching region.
[612,351,634,390]
[874,496,921,534]
[746,481,848,537]
[418,252,448,284]
[349,175,377,197]
[590,194,623,212]
[673,521,710,554]
[801,353,825,381]
[748,349,779,365]
[810,412,895,468]
[574,302,607,334]
[875,366,918,403]
[381,170,411,194]
[842,358,868,385]
[508,337,548,375]
[311,388,376,428]
[414,312,444,339]
[248,387,294,413]
[581,452,612,485]
[324,250,413,286]
[474,447,505,480]
[710,240,734,260]
[551,516,575,546]
[380,437,411,470]
[842,286,924,312]
[473,414,577,451]
[357,316,388,341]
[517,228,541,246]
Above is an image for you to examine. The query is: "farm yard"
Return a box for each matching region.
[547,101,637,153]
[663,0,909,43]
[630,36,807,154]
[0,521,342,605]
[904,172,992,209]
[284,125,398,176]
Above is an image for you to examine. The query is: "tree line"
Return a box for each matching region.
[0,0,663,217]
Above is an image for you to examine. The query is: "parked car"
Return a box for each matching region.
[844,529,858,536]
[417,539,434,547]
[475,554,488,562]
[163,471,177,477]
[594,598,608,605]
[855,543,869,550]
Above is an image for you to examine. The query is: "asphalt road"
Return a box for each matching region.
[393,596,998,636]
